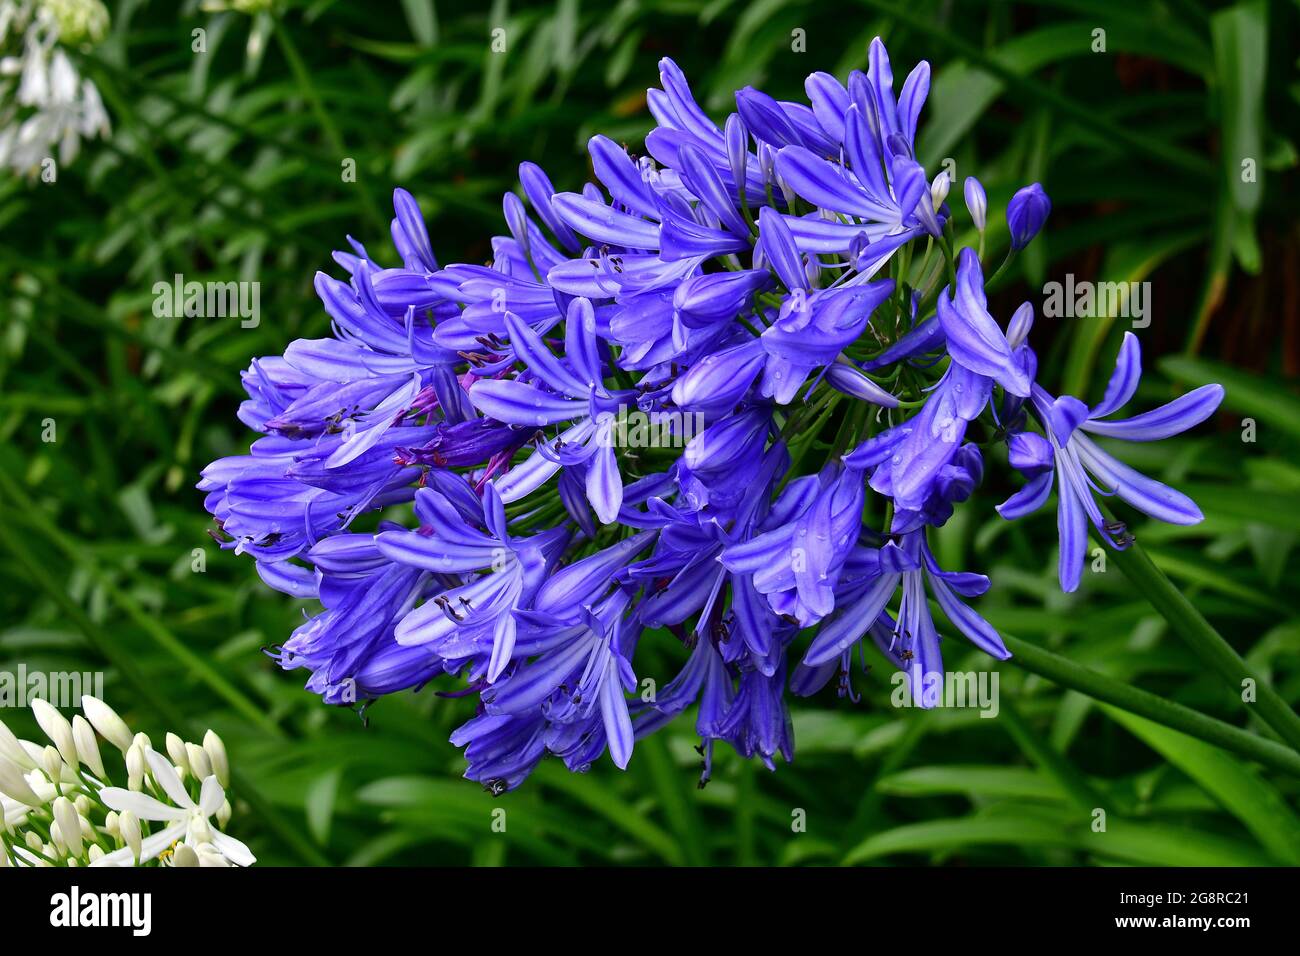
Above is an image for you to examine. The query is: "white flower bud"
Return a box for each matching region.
[185,742,211,781]
[42,744,64,784]
[0,717,35,769]
[103,810,120,839]
[964,176,987,233]
[67,857,79,867]
[25,830,43,851]
[74,794,92,817]
[19,740,44,767]
[216,799,232,828]
[132,732,152,753]
[203,730,229,788]
[0,847,9,867]
[126,743,146,791]
[0,755,42,808]
[71,715,105,778]
[31,699,78,769]
[171,843,199,867]
[120,810,141,865]
[930,172,951,210]
[81,696,133,752]
[165,733,189,776]
[53,797,83,857]
[88,845,104,863]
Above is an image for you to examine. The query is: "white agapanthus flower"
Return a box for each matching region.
[0,0,111,175]
[0,695,254,868]
[94,749,253,867]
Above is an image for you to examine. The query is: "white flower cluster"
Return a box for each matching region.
[0,0,111,175]
[0,696,255,867]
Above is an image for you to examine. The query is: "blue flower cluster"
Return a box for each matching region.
[200,39,1224,791]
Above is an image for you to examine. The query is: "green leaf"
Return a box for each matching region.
[401,0,439,46]
[305,768,343,846]
[1101,706,1300,865]
[1211,2,1267,222]
[876,765,1067,802]
[845,814,1275,866]
[532,762,684,865]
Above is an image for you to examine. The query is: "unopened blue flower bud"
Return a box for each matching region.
[1007,182,1051,250]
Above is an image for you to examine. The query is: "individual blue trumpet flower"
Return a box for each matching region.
[481,589,640,771]
[937,247,1034,398]
[720,464,865,627]
[860,249,1034,521]
[998,332,1224,591]
[774,105,939,264]
[379,479,569,681]
[273,532,440,704]
[801,531,1009,706]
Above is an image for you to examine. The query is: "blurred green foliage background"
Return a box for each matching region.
[1,0,1298,866]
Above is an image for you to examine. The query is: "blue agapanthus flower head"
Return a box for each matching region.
[201,38,1223,792]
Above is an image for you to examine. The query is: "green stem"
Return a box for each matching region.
[1002,635,1300,777]
[1104,538,1300,752]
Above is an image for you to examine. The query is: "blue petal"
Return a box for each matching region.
[803,572,897,666]
[599,656,635,769]
[775,146,892,221]
[1056,465,1087,593]
[677,143,750,237]
[502,311,589,399]
[552,193,661,249]
[588,135,659,219]
[1082,384,1223,442]
[468,379,585,426]
[1090,331,1142,419]
[586,439,624,525]
[1045,395,1090,446]
[926,569,1009,659]
[758,206,807,292]
[1074,435,1205,525]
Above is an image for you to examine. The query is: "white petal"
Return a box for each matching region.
[98,786,187,822]
[0,718,35,769]
[90,822,186,867]
[145,748,194,809]
[210,829,257,867]
[198,776,225,816]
